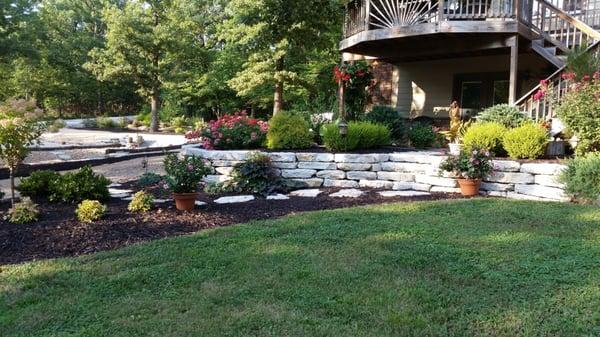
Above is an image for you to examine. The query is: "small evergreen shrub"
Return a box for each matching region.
[128,191,154,213]
[408,123,436,148]
[47,119,65,133]
[171,116,189,129]
[229,153,285,196]
[267,112,313,150]
[321,122,390,152]
[137,172,163,188]
[96,117,117,129]
[477,104,530,128]
[365,106,404,141]
[7,197,39,224]
[76,200,107,223]
[560,153,600,204]
[462,122,508,155]
[49,166,111,203]
[17,170,60,197]
[503,123,549,159]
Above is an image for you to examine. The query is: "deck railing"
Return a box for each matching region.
[343,0,518,37]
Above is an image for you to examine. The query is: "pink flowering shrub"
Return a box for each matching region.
[192,112,268,150]
[163,153,210,193]
[439,148,493,180]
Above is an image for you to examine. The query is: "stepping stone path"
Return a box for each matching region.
[266,194,290,200]
[329,189,364,198]
[378,190,431,198]
[195,200,207,207]
[214,195,255,204]
[289,189,323,198]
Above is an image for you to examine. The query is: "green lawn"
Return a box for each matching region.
[2,199,600,337]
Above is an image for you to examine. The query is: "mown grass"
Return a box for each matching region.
[2,199,600,337]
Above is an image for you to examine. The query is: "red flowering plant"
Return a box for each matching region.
[197,111,268,150]
[333,60,373,120]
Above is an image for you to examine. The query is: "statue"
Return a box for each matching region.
[449,101,461,130]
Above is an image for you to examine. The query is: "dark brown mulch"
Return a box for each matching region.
[0,189,464,265]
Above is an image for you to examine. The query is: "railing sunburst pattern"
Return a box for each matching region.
[370,0,439,28]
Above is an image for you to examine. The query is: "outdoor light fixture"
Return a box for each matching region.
[338,120,349,138]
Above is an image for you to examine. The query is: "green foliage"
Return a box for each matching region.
[556,81,600,155]
[477,104,530,128]
[47,119,65,133]
[365,106,404,141]
[49,166,111,203]
[128,191,154,213]
[503,123,549,159]
[266,112,313,150]
[408,123,436,148]
[462,122,508,155]
[96,117,117,129]
[7,197,39,224]
[321,122,390,152]
[561,153,600,204]
[137,173,163,188]
[82,118,98,129]
[439,148,493,179]
[566,44,600,80]
[76,200,107,223]
[163,154,210,194]
[228,152,285,196]
[17,170,61,197]
[337,61,373,121]
[200,112,268,150]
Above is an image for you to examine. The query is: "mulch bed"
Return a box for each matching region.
[0,187,464,265]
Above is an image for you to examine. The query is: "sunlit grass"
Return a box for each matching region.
[1,199,600,336]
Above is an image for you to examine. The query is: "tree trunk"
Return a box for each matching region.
[9,167,15,207]
[272,58,284,115]
[150,88,160,132]
[97,89,105,115]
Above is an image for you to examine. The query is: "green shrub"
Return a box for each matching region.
[266,112,313,150]
[408,122,436,148]
[137,172,163,188]
[560,153,600,204]
[49,166,111,203]
[171,116,188,129]
[503,123,549,159]
[47,119,65,133]
[556,81,600,155]
[365,105,404,141]
[7,197,39,224]
[477,104,530,128]
[17,170,60,197]
[228,152,285,196]
[82,118,98,128]
[117,117,129,129]
[462,122,508,155]
[97,117,117,129]
[321,121,390,152]
[76,200,107,223]
[128,191,154,213]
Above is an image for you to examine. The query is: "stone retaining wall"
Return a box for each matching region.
[183,145,570,202]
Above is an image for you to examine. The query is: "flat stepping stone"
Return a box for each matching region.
[378,190,431,198]
[111,193,131,199]
[267,194,290,200]
[153,199,171,204]
[214,195,255,204]
[330,189,365,198]
[195,200,207,206]
[108,183,123,188]
[289,189,323,198]
[109,188,133,195]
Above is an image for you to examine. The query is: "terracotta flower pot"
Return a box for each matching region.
[173,192,198,211]
[457,179,481,197]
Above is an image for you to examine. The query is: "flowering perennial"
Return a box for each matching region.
[439,148,493,180]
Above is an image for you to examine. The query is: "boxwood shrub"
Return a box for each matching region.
[266,112,313,150]
[321,121,390,152]
[503,123,549,159]
[462,122,508,155]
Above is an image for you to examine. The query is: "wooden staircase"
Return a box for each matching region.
[517,0,600,120]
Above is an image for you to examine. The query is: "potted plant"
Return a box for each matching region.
[164,153,210,211]
[439,148,493,197]
[440,121,471,155]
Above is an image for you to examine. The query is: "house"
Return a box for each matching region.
[341,0,600,121]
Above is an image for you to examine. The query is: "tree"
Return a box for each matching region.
[220,0,343,115]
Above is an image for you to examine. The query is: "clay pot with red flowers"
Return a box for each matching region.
[164,153,210,211]
[439,148,493,197]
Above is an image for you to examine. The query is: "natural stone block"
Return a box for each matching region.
[430,186,462,194]
[281,169,316,179]
[212,160,243,167]
[534,174,565,188]
[215,167,234,176]
[359,180,394,189]
[520,163,566,175]
[389,152,443,164]
[267,194,290,200]
[296,153,334,162]
[298,162,337,170]
[214,195,255,204]
[379,190,431,197]
[506,192,558,202]
[287,178,323,188]
[203,175,231,184]
[289,189,323,198]
[334,153,388,163]
[267,152,296,162]
[194,149,250,161]
[272,162,297,169]
[371,164,382,172]
[323,179,359,188]
[380,162,430,173]
[486,172,534,184]
[415,175,458,188]
[337,163,372,171]
[486,191,507,198]
[514,184,570,201]
[330,189,364,198]
[347,171,377,180]
[492,160,521,172]
[316,170,346,179]
[377,172,415,182]
[480,182,514,192]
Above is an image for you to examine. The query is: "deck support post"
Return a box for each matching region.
[509,35,519,104]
